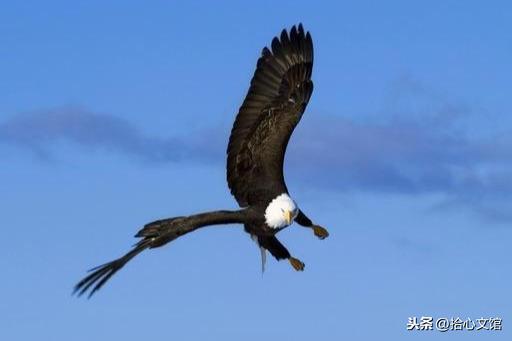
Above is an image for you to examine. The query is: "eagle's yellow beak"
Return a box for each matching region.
[284,210,292,225]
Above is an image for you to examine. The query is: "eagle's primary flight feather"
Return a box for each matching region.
[74,24,328,298]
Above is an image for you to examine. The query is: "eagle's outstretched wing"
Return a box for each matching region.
[74,210,247,297]
[227,24,314,207]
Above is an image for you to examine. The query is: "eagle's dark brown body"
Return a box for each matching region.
[75,24,328,298]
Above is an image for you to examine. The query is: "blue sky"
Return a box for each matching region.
[1,1,511,340]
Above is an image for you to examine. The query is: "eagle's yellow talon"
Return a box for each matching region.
[313,225,329,239]
[289,257,305,271]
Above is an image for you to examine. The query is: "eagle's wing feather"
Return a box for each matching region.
[74,210,247,297]
[227,24,314,206]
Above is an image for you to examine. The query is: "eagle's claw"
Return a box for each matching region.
[289,257,305,271]
[312,225,329,239]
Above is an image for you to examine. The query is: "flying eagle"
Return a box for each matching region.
[75,24,328,297]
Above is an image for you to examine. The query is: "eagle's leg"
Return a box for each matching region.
[257,235,305,272]
[295,210,329,240]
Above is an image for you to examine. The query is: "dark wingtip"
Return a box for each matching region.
[73,239,152,298]
[73,260,122,298]
[271,36,281,55]
[290,25,298,37]
[280,28,288,42]
[73,263,109,298]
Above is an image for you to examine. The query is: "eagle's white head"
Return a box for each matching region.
[265,193,299,229]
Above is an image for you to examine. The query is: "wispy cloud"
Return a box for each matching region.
[291,115,503,193]
[0,107,195,162]
[287,76,512,222]
[289,114,512,222]
[1,78,511,221]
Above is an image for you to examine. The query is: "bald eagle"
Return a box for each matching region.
[75,24,328,297]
